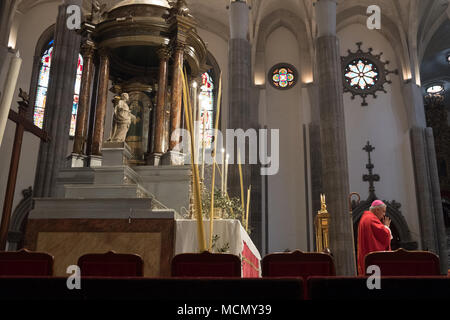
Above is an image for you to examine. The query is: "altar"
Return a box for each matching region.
[176,219,261,278]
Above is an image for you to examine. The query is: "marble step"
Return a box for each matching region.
[29,198,177,220]
[64,183,151,199]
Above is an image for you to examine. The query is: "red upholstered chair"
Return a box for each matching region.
[171,251,242,277]
[77,251,144,277]
[0,249,53,276]
[364,248,441,276]
[262,250,336,278]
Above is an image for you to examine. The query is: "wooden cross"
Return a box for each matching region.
[0,89,50,250]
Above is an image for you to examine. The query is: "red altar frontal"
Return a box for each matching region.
[175,219,261,278]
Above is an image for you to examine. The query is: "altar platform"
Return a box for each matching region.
[24,198,261,278]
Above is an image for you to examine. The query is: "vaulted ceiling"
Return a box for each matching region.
[14,0,450,104]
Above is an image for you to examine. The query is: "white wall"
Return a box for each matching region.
[264,27,307,252]
[0,3,59,221]
[339,24,421,242]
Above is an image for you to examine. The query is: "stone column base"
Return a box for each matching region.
[67,153,86,168]
[148,153,164,166]
[102,141,132,166]
[161,150,186,166]
[88,155,102,167]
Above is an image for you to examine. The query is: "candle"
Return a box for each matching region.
[0,50,22,148]
[238,151,245,216]
[221,148,225,195]
[209,72,223,251]
[225,153,229,194]
[180,66,206,252]
[246,185,251,231]
[201,104,206,180]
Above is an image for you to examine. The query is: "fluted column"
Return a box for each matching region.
[315,0,355,275]
[91,49,110,157]
[227,0,262,251]
[151,46,171,165]
[33,0,82,197]
[72,41,95,155]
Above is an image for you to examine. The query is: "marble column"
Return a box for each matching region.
[33,0,82,198]
[150,46,170,165]
[163,43,185,165]
[72,40,95,156]
[90,49,110,158]
[315,0,355,275]
[169,43,184,150]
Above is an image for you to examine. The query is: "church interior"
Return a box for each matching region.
[0,0,450,303]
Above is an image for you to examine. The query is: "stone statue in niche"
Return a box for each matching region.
[108,93,136,143]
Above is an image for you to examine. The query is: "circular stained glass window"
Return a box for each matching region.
[268,63,298,90]
[344,58,379,91]
[341,42,398,106]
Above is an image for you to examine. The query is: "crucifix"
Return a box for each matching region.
[0,89,50,250]
[362,141,380,201]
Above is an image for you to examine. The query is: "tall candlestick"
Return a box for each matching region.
[221,148,225,195]
[0,51,22,148]
[238,151,245,216]
[201,103,206,180]
[225,153,229,194]
[246,185,251,231]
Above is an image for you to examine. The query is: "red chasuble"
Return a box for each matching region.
[357,211,391,275]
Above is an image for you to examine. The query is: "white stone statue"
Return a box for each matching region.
[108,93,136,143]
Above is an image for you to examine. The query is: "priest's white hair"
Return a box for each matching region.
[370,203,386,211]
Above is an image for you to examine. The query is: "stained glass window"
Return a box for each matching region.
[33,40,84,136]
[344,59,379,90]
[199,72,214,149]
[268,63,298,90]
[71,55,84,136]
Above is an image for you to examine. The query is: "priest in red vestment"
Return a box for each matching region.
[357,200,392,275]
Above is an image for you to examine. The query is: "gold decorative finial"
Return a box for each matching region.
[315,193,330,253]
[320,193,327,212]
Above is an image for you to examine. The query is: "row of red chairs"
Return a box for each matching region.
[0,248,442,277]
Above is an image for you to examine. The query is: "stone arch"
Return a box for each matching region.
[205,50,221,127]
[7,187,33,251]
[254,9,312,85]
[336,5,410,81]
[28,24,55,122]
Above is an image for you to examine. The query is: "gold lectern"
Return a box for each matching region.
[315,194,330,252]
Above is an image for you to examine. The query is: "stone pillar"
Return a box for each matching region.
[150,46,170,165]
[90,48,110,158]
[72,40,95,156]
[163,43,185,165]
[0,0,17,88]
[315,0,355,275]
[425,128,449,274]
[33,0,82,198]
[306,83,323,217]
[405,83,448,273]
[227,1,262,251]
